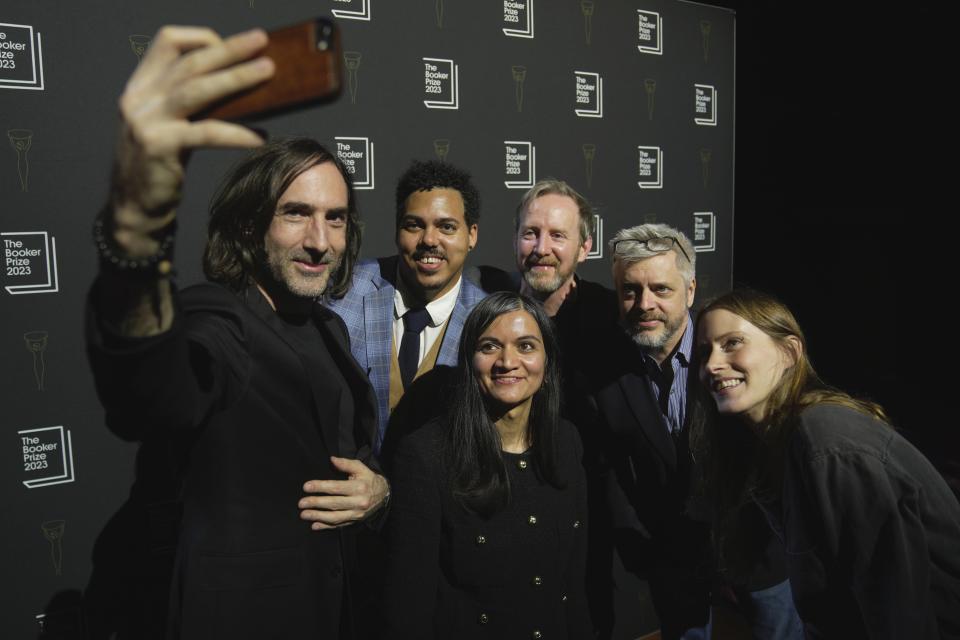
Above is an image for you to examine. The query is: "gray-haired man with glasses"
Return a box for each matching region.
[586,223,712,639]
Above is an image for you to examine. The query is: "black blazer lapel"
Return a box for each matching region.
[314,305,379,462]
[245,287,340,458]
[618,372,677,471]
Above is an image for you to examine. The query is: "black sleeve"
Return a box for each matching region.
[786,424,940,639]
[86,280,250,440]
[381,426,443,640]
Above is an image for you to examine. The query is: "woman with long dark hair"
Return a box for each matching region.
[693,289,960,638]
[382,291,591,639]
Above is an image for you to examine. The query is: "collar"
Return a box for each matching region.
[394,270,462,327]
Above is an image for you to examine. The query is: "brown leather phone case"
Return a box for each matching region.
[203,18,343,121]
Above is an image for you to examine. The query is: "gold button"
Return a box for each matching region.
[518,459,528,470]
[573,520,581,529]
[479,613,489,624]
[528,515,537,525]
[532,575,543,586]
[532,631,542,639]
[476,535,486,545]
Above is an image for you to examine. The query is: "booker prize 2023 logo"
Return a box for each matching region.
[3,231,59,294]
[586,214,604,261]
[423,58,459,109]
[503,141,536,189]
[695,84,718,126]
[637,10,662,55]
[637,146,663,189]
[503,0,534,38]
[18,425,75,488]
[0,23,45,90]
[574,71,603,118]
[335,137,375,190]
[331,0,371,21]
[693,212,716,252]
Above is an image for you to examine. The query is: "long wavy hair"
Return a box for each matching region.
[689,289,888,579]
[444,292,564,518]
[203,137,361,298]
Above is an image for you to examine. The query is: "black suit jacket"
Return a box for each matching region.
[88,282,378,640]
[579,328,712,636]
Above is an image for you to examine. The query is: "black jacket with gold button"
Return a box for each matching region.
[382,417,591,639]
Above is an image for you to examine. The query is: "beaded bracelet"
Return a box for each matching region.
[93,212,176,277]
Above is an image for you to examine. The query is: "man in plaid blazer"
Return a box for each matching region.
[325,160,486,450]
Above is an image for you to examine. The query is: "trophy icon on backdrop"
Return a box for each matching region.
[24,331,48,391]
[644,79,657,120]
[581,1,595,45]
[41,520,66,576]
[129,35,152,63]
[700,148,712,188]
[511,65,527,112]
[433,139,450,162]
[344,52,362,104]
[436,0,445,28]
[700,20,712,62]
[582,144,596,188]
[7,129,33,192]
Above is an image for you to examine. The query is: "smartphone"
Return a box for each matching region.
[202,18,343,121]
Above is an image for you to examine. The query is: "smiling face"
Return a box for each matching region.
[698,308,798,425]
[262,162,348,301]
[396,188,477,303]
[614,251,695,363]
[515,194,591,296]
[472,310,546,412]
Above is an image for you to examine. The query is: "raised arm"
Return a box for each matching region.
[95,26,274,336]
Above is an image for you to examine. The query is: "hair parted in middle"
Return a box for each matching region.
[688,287,888,582]
[203,137,361,299]
[514,178,594,245]
[394,159,481,228]
[608,223,696,286]
[444,291,565,518]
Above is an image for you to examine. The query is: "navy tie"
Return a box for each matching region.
[399,307,431,389]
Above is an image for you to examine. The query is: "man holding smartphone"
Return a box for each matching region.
[87,27,386,639]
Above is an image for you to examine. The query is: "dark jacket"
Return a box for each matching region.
[87,282,378,640]
[382,418,591,639]
[581,328,712,638]
[780,404,960,639]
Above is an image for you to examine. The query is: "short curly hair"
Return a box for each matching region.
[394,159,481,228]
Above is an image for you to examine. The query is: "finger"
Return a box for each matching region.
[299,495,363,512]
[135,26,223,85]
[180,120,266,149]
[171,28,269,84]
[167,56,274,116]
[302,478,363,496]
[329,456,370,477]
[303,508,362,527]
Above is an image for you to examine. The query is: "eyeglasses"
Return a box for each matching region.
[612,236,691,263]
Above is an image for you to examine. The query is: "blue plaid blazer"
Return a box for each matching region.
[324,256,486,448]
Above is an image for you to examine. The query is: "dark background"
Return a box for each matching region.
[715,1,944,470]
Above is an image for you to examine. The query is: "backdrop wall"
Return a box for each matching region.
[1,1,734,636]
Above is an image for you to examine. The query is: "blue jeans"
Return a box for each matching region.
[748,579,804,639]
